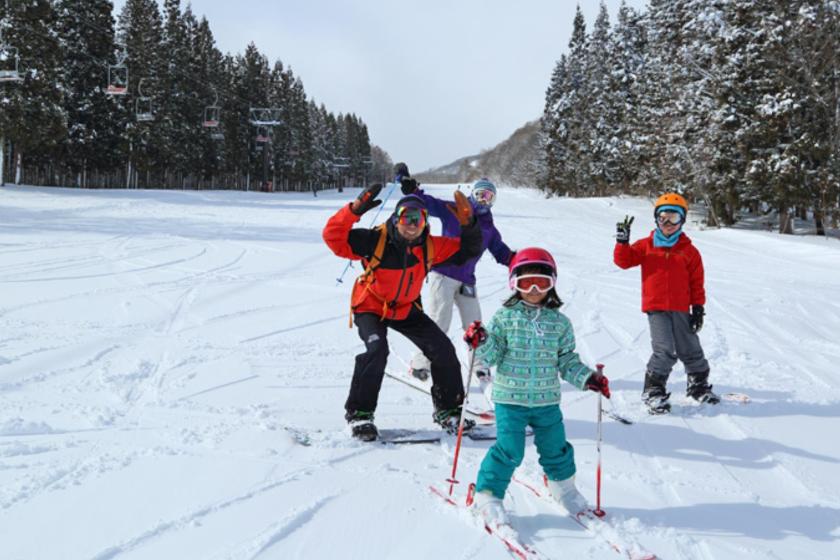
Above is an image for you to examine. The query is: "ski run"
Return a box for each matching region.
[1,184,839,559]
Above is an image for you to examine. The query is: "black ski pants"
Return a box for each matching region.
[345,308,465,416]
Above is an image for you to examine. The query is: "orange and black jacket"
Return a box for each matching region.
[323,204,483,321]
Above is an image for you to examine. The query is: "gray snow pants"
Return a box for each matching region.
[646,311,709,381]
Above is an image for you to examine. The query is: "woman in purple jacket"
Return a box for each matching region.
[401,170,514,387]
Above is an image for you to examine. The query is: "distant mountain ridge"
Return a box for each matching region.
[415,120,541,187]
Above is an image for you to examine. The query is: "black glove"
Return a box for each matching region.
[689,304,705,333]
[464,320,488,349]
[400,177,418,195]
[393,162,409,182]
[585,371,611,398]
[350,183,383,215]
[616,215,634,244]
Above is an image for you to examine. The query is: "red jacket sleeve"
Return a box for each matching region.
[687,246,706,305]
[614,239,645,269]
[323,204,364,260]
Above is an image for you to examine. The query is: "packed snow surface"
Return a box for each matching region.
[1,184,839,559]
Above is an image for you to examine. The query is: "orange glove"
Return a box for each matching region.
[450,190,474,226]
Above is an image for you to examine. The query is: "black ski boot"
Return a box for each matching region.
[643,372,671,414]
[686,371,720,404]
[346,410,378,442]
[410,367,430,381]
[433,408,476,435]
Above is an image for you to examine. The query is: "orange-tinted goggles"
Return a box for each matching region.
[396,206,427,228]
[514,274,555,294]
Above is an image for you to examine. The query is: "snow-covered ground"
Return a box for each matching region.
[1,184,839,560]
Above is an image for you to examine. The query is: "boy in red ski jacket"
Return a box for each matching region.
[613,193,719,414]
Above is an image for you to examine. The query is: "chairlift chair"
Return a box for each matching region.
[203,106,220,128]
[0,44,22,82]
[136,97,154,121]
[255,126,270,143]
[135,78,154,122]
[106,65,128,95]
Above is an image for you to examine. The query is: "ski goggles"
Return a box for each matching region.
[656,210,684,226]
[473,188,496,207]
[513,273,555,294]
[396,206,427,228]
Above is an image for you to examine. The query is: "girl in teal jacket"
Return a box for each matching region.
[463,247,611,526]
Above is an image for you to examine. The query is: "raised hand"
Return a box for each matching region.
[616,215,634,244]
[350,183,383,215]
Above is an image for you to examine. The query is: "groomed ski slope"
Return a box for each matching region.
[1,184,839,560]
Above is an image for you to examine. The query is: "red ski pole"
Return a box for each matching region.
[593,363,606,517]
[447,346,477,496]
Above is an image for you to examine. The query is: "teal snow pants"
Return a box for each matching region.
[475,403,576,499]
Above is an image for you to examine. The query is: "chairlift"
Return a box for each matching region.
[0,31,22,83]
[332,157,351,169]
[203,88,220,127]
[249,107,282,126]
[203,106,220,127]
[135,78,154,122]
[210,130,225,141]
[255,126,270,143]
[106,46,128,95]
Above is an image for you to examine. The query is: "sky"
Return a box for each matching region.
[112,0,648,172]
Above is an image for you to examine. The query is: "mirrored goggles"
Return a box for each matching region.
[656,210,684,226]
[396,206,427,228]
[473,188,496,207]
[514,273,555,294]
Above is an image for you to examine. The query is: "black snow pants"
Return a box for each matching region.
[345,308,465,416]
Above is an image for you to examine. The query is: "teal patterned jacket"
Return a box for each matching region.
[476,300,593,407]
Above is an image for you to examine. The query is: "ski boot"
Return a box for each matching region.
[643,371,671,414]
[433,407,476,434]
[472,490,509,527]
[686,371,720,404]
[346,410,378,442]
[410,367,430,381]
[547,476,589,516]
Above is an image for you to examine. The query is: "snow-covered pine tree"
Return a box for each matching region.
[118,0,164,188]
[56,0,127,188]
[308,101,332,188]
[0,0,65,185]
[187,13,225,188]
[583,1,616,196]
[235,43,272,190]
[609,1,646,193]
[288,76,313,189]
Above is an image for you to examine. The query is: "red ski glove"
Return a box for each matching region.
[585,371,611,398]
[464,320,488,349]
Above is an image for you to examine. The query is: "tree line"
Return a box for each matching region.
[0,0,391,191]
[541,1,840,234]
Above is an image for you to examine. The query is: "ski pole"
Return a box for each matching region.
[447,346,477,496]
[593,363,606,518]
[335,180,398,286]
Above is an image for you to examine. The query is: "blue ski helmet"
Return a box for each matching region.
[469,178,497,214]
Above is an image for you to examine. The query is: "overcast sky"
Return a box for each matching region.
[113,0,648,172]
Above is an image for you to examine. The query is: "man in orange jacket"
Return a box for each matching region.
[613,193,718,414]
[323,180,483,440]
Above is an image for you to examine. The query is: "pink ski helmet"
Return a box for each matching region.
[508,247,557,289]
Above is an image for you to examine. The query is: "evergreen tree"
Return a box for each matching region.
[0,0,65,184]
[56,0,126,187]
[118,0,164,187]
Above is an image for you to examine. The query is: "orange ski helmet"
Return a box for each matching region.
[654,193,688,215]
